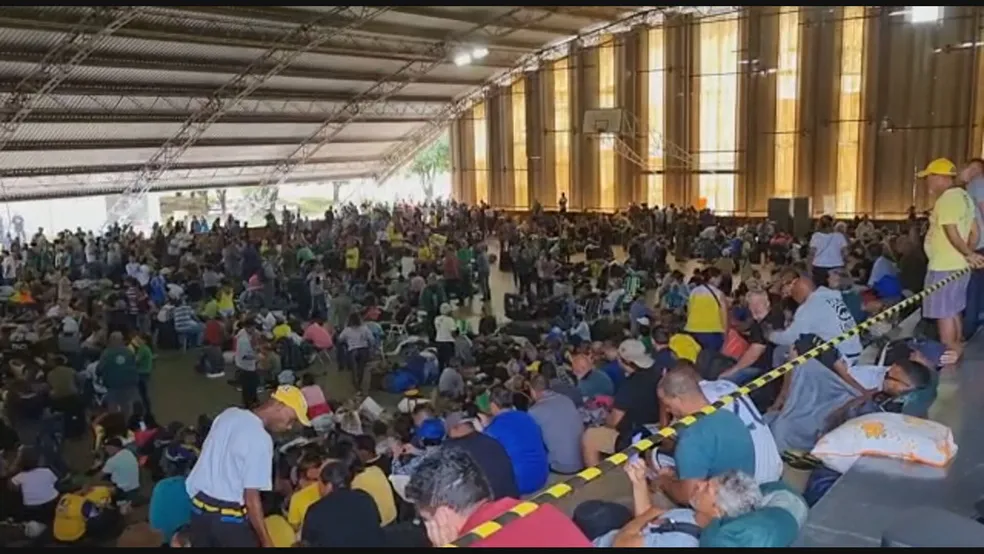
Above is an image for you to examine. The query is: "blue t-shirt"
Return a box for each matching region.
[483,410,549,495]
[598,360,624,391]
[578,369,615,399]
[675,409,755,481]
[149,476,192,541]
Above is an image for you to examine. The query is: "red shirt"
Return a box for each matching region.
[204,320,224,347]
[458,498,591,548]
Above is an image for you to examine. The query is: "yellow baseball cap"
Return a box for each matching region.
[271,385,311,426]
[916,158,956,178]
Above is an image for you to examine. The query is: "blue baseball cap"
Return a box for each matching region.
[416,418,446,442]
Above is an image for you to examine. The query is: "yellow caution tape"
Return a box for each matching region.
[448,267,971,546]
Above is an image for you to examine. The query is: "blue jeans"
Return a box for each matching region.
[963,249,984,340]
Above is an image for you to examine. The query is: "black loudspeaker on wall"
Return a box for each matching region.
[767,198,791,233]
[792,197,811,237]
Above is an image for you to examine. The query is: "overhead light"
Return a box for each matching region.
[453,52,472,66]
[471,46,489,60]
[908,6,942,24]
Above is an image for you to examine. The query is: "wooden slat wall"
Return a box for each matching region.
[863,6,982,216]
[615,31,646,205]
[527,69,551,209]
[449,7,984,217]
[664,14,695,208]
[796,7,840,209]
[571,45,600,210]
[738,7,780,216]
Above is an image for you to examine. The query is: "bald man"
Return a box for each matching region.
[655,366,756,506]
[768,275,862,367]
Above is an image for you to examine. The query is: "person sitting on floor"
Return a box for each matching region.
[479,386,549,496]
[405,447,591,547]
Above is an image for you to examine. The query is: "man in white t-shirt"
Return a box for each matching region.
[185,385,310,548]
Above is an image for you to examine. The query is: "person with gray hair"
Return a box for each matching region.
[654,365,756,506]
[586,465,804,547]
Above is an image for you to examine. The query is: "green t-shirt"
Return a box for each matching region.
[99,346,138,389]
[675,409,756,481]
[135,344,153,376]
[700,506,799,548]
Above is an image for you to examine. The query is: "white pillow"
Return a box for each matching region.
[811,412,958,474]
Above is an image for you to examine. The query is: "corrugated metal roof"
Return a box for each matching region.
[0,5,645,200]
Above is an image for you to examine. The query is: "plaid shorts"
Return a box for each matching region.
[922,269,970,319]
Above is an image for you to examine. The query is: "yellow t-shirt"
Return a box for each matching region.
[345,247,360,270]
[418,245,434,262]
[287,483,321,529]
[53,487,113,542]
[201,299,219,319]
[272,323,291,340]
[669,333,702,363]
[684,286,725,333]
[352,466,397,526]
[924,187,975,271]
[265,515,297,548]
[217,290,235,313]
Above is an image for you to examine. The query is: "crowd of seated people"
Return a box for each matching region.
[0,183,973,548]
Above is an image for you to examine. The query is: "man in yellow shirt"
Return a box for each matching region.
[919,158,984,358]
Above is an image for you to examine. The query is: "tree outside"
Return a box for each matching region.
[405,133,450,202]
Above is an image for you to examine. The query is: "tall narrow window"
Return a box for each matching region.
[512,79,528,209]
[697,14,739,214]
[598,37,617,212]
[774,7,801,198]
[472,101,489,205]
[647,27,666,207]
[835,6,865,217]
[554,58,571,207]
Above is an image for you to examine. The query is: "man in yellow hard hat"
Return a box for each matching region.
[918,158,984,361]
[184,386,310,548]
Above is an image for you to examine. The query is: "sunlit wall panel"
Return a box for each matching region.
[697,14,739,213]
[647,27,666,207]
[835,6,865,217]
[511,79,528,209]
[553,59,571,207]
[598,38,616,212]
[472,101,489,205]
[774,7,801,198]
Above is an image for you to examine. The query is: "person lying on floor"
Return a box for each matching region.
[766,334,940,453]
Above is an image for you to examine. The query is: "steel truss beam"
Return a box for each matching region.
[4,136,396,152]
[3,156,379,179]
[8,90,446,122]
[103,6,392,227]
[390,7,593,36]
[239,7,558,221]
[0,7,516,69]
[0,7,143,202]
[7,161,375,194]
[181,6,538,52]
[374,6,742,185]
[2,171,372,203]
[0,50,485,88]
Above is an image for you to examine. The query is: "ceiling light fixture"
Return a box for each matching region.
[453,52,472,66]
[471,46,489,60]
